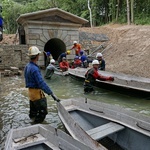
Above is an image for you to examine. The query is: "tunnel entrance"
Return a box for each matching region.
[44,38,66,66]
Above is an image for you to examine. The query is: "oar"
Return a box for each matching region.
[51,94,60,102]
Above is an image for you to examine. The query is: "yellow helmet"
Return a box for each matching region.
[66,50,70,55]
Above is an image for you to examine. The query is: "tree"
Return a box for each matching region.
[130,0,134,23]
[126,0,130,25]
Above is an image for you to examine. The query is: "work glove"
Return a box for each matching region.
[108,76,114,81]
[51,94,60,102]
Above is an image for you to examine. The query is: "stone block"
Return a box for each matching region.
[28,29,43,34]
[36,40,45,47]
[43,30,50,40]
[29,40,37,45]
[28,34,40,40]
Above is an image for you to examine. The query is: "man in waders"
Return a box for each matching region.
[44,59,61,79]
[84,60,114,93]
[24,46,59,123]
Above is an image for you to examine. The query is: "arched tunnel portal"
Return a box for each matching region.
[44,38,66,65]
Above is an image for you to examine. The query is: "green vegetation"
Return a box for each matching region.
[0,0,150,33]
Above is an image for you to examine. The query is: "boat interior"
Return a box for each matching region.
[68,109,150,150]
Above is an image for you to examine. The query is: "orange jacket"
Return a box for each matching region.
[72,44,81,55]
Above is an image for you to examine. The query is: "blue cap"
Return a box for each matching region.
[47,52,51,56]
[80,50,84,55]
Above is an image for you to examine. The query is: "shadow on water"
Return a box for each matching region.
[0,70,150,149]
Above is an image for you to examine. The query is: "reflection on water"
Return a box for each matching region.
[0,71,150,149]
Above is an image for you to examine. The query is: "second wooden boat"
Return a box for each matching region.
[4,124,94,150]
[57,98,150,150]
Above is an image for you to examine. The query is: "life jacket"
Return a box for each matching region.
[85,68,97,84]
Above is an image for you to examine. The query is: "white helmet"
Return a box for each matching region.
[73,41,77,44]
[92,60,99,65]
[96,53,103,58]
[28,46,41,56]
[50,59,55,63]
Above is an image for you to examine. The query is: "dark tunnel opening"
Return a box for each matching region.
[44,38,66,61]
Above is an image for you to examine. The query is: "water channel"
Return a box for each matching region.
[0,70,150,149]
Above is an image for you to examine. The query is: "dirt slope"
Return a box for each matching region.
[0,34,18,45]
[80,24,150,78]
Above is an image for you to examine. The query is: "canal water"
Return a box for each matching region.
[0,70,150,149]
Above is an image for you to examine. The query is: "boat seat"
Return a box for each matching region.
[86,122,125,140]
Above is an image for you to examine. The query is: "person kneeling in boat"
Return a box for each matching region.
[84,60,114,93]
[71,56,82,68]
[59,57,69,72]
[44,59,61,79]
[57,50,70,64]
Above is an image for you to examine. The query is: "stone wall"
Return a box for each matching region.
[0,45,29,70]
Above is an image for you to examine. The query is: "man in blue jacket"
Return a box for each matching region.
[24,46,59,123]
[0,15,3,41]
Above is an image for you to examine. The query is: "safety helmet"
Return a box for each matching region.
[28,46,41,56]
[50,59,55,63]
[66,50,70,55]
[80,50,84,55]
[96,53,103,58]
[73,41,77,44]
[92,60,99,65]
[74,56,79,59]
[62,57,66,60]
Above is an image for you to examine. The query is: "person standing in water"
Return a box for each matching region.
[24,46,59,123]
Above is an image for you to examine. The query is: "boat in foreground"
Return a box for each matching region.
[57,98,150,150]
[4,124,94,150]
[68,68,150,98]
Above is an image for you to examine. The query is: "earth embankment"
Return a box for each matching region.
[80,24,150,78]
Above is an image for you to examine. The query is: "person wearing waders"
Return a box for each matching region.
[84,60,114,93]
[24,46,60,123]
[44,59,61,79]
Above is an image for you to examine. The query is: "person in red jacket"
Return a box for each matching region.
[59,57,69,72]
[70,41,81,56]
[71,56,82,68]
[84,60,114,93]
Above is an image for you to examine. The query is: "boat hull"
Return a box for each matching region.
[68,68,150,98]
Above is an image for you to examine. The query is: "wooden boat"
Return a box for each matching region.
[54,70,69,76]
[4,124,94,150]
[68,68,150,98]
[57,98,150,150]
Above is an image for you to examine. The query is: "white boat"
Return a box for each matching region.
[57,98,150,150]
[68,68,150,98]
[4,124,94,150]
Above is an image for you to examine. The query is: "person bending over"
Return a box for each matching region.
[84,60,114,93]
[45,59,61,79]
